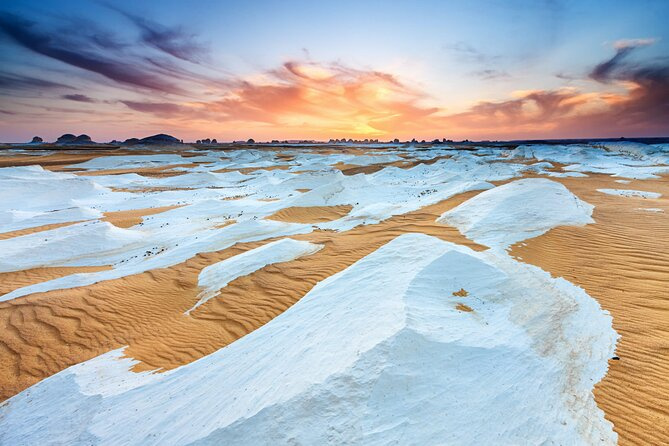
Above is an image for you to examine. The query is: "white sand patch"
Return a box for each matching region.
[437,178,594,249]
[186,238,322,314]
[0,234,617,445]
[598,188,662,199]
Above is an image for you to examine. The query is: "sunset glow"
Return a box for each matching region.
[1,0,668,142]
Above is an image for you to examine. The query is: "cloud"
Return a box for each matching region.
[0,71,72,91]
[471,69,510,80]
[117,12,209,63]
[123,61,438,137]
[121,100,188,117]
[116,52,669,140]
[444,41,499,65]
[592,38,658,82]
[0,12,182,93]
[62,94,97,103]
[585,40,669,134]
[613,38,657,50]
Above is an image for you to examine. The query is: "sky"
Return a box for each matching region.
[1,0,668,142]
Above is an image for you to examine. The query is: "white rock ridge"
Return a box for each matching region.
[0,233,617,445]
[597,188,662,199]
[437,178,594,249]
[185,238,323,314]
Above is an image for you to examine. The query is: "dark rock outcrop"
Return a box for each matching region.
[30,136,43,143]
[138,134,181,144]
[56,134,77,143]
[75,134,92,143]
[56,134,95,144]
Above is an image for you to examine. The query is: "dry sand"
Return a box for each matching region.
[0,221,82,241]
[265,205,353,223]
[1,149,668,446]
[510,173,669,446]
[0,189,483,400]
[0,266,112,296]
[72,163,197,178]
[213,165,291,174]
[102,205,182,229]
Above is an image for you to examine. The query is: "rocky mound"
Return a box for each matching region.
[138,134,181,145]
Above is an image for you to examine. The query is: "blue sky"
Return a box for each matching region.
[1,0,668,141]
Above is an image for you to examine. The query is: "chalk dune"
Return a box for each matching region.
[0,141,667,444]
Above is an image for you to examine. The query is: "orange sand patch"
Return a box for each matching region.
[266,205,353,223]
[332,162,385,176]
[110,186,192,193]
[0,148,174,171]
[213,165,291,174]
[296,188,311,193]
[0,152,106,170]
[0,266,112,297]
[0,189,485,400]
[455,303,473,312]
[101,205,181,229]
[510,173,669,446]
[0,221,83,241]
[333,156,451,176]
[74,163,196,178]
[275,153,295,162]
[452,288,469,297]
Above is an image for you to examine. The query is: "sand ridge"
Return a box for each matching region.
[0,189,484,399]
[265,205,353,223]
[0,221,83,240]
[510,173,669,445]
[1,145,668,446]
[102,205,183,229]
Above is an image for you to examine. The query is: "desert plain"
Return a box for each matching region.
[0,140,667,445]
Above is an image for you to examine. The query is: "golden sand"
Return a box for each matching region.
[510,174,669,445]
[213,165,291,174]
[0,189,484,400]
[266,205,353,223]
[452,288,469,297]
[101,205,182,229]
[74,163,196,178]
[0,221,82,241]
[2,148,668,445]
[455,303,473,312]
[0,266,112,296]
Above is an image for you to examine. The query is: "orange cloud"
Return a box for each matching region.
[119,56,669,141]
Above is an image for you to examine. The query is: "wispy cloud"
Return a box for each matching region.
[62,94,97,103]
[0,12,183,93]
[591,37,658,82]
[0,70,72,91]
[121,100,187,116]
[471,69,510,80]
[1,8,668,140]
[109,7,209,63]
[613,38,657,50]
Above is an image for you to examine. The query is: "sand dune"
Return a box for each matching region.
[0,189,483,399]
[102,205,182,229]
[74,164,196,178]
[510,173,669,445]
[213,165,291,174]
[0,221,82,240]
[1,143,668,445]
[266,205,353,223]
